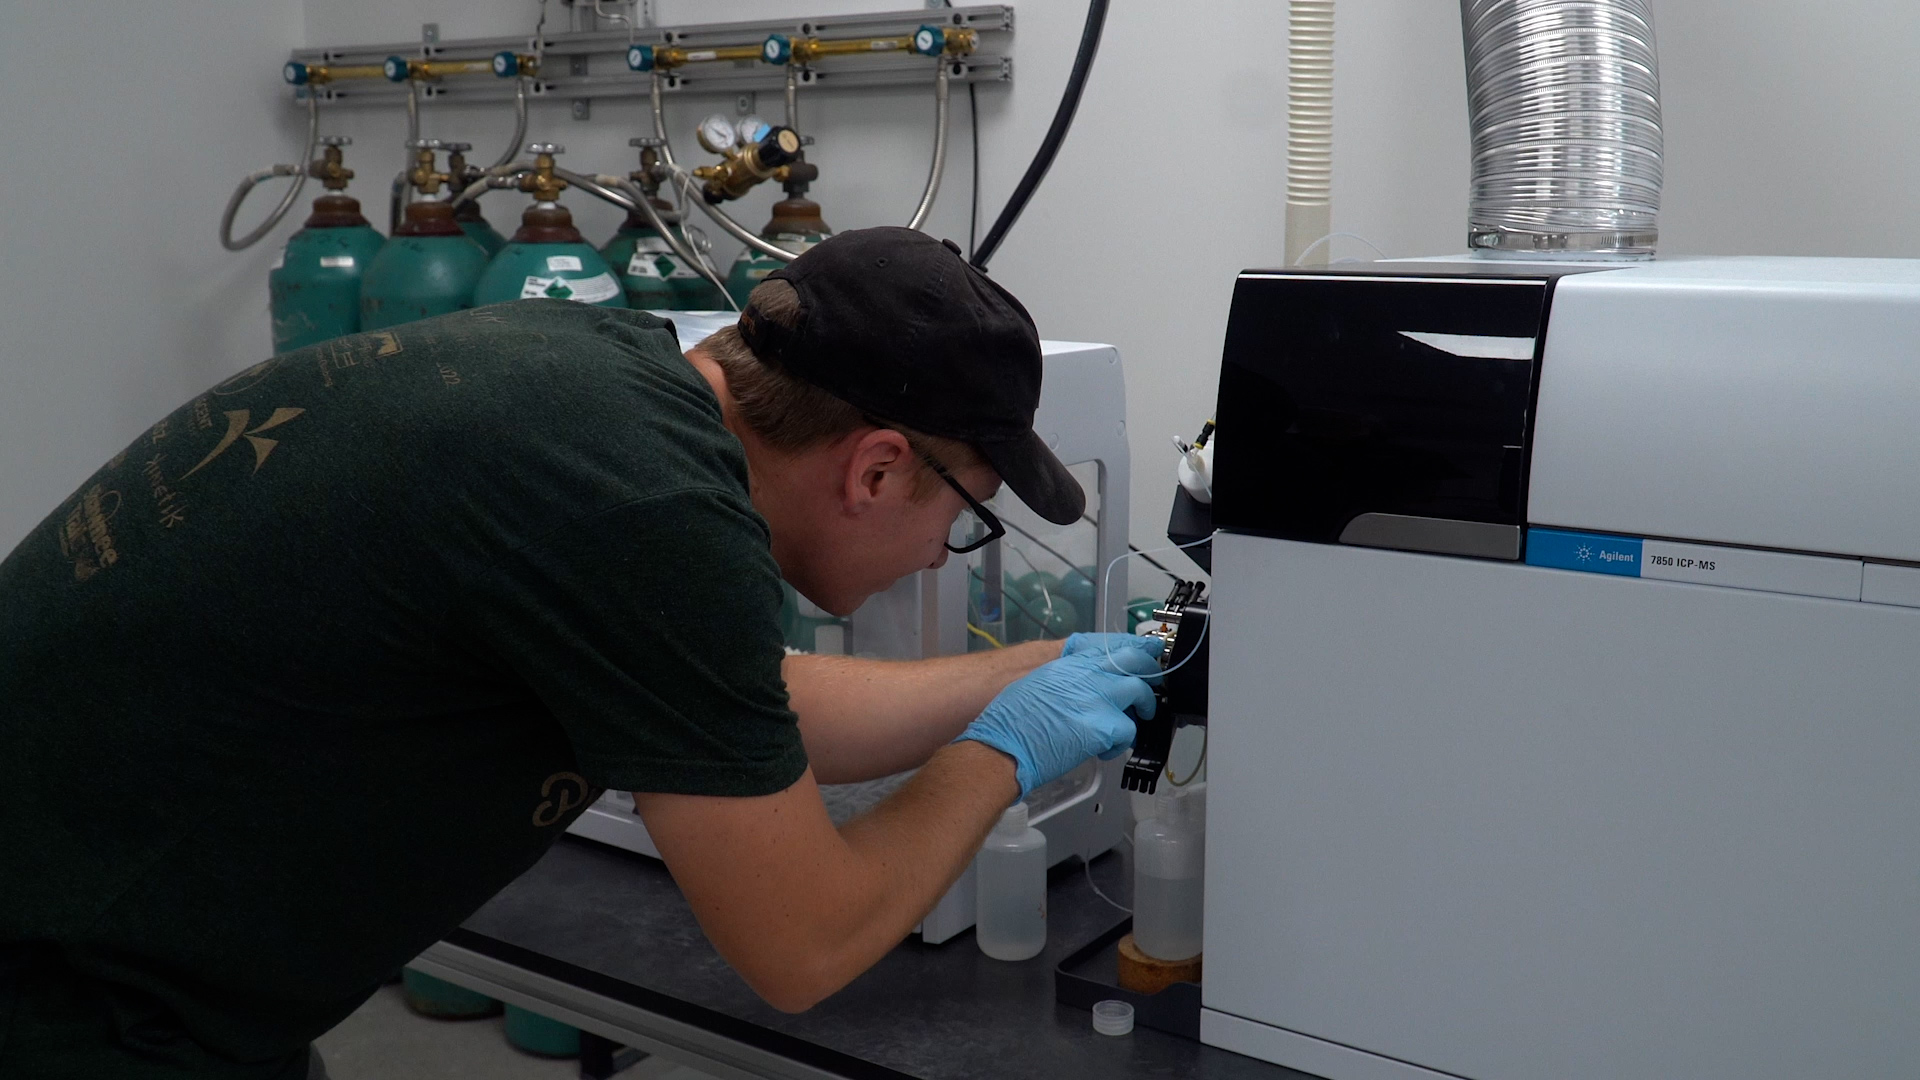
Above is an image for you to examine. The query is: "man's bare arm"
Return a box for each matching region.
[633,742,1018,1012]
[783,640,1060,784]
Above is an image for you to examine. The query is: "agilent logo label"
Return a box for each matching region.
[1526,528,1643,578]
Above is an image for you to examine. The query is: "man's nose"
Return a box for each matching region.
[929,547,951,570]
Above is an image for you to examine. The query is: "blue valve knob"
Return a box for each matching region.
[626,44,654,72]
[382,55,412,82]
[492,51,519,77]
[761,34,792,65]
[911,25,946,57]
[284,61,311,85]
[910,24,948,56]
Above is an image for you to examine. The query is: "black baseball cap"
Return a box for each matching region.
[736,226,1085,525]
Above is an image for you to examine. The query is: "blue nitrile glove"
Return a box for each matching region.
[956,650,1160,798]
[1062,632,1166,671]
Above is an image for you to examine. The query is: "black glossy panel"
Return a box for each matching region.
[1213,271,1553,546]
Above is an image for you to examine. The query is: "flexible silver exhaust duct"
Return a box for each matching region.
[1461,0,1663,257]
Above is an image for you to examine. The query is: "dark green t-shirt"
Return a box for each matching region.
[0,301,806,1077]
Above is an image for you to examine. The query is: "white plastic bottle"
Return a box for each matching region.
[975,802,1047,960]
[1132,783,1206,963]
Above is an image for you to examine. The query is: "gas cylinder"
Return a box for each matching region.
[471,144,627,309]
[724,187,831,307]
[360,141,490,330]
[602,140,726,310]
[444,141,507,256]
[268,136,385,353]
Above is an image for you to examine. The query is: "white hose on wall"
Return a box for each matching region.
[1285,0,1335,266]
[1461,0,1663,257]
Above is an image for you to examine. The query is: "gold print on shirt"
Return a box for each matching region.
[180,408,306,480]
[142,454,187,528]
[316,332,404,388]
[532,772,590,827]
[57,485,122,581]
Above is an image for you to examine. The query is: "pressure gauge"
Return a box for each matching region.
[736,116,771,147]
[696,114,738,155]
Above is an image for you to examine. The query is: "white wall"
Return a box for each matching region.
[12,0,1920,569]
[0,0,306,553]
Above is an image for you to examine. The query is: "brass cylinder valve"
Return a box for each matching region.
[310,136,355,191]
[406,138,452,196]
[443,141,482,193]
[517,143,569,203]
[627,136,668,197]
[692,126,802,204]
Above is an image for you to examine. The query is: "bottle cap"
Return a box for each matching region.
[995,802,1028,835]
[1154,781,1206,824]
[1091,1000,1134,1036]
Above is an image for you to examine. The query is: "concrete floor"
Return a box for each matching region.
[316,984,719,1080]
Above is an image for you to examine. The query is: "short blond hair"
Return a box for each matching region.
[702,279,984,501]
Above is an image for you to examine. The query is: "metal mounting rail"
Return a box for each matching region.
[288,4,1013,109]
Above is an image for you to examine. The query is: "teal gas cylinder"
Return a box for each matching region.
[472,201,627,308]
[442,141,508,256]
[359,200,490,330]
[724,195,830,307]
[454,200,508,257]
[1006,571,1079,643]
[471,146,626,309]
[602,208,726,311]
[605,138,727,311]
[1126,596,1160,633]
[268,138,384,353]
[1058,566,1098,630]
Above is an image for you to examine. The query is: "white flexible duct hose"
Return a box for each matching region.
[1284,0,1335,266]
[1461,0,1662,256]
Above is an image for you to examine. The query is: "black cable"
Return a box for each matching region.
[968,81,980,260]
[1129,543,1179,579]
[969,0,1109,271]
[1000,518,1097,586]
[1079,512,1179,579]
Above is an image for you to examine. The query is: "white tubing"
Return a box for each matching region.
[1285,0,1335,266]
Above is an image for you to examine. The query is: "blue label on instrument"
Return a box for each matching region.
[1525,528,1643,576]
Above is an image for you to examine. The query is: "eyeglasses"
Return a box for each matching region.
[919,450,1006,554]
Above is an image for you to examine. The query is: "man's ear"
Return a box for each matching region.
[842,427,914,511]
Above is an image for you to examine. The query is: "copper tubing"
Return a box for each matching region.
[300,63,385,85]
[650,43,762,70]
[790,36,912,63]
